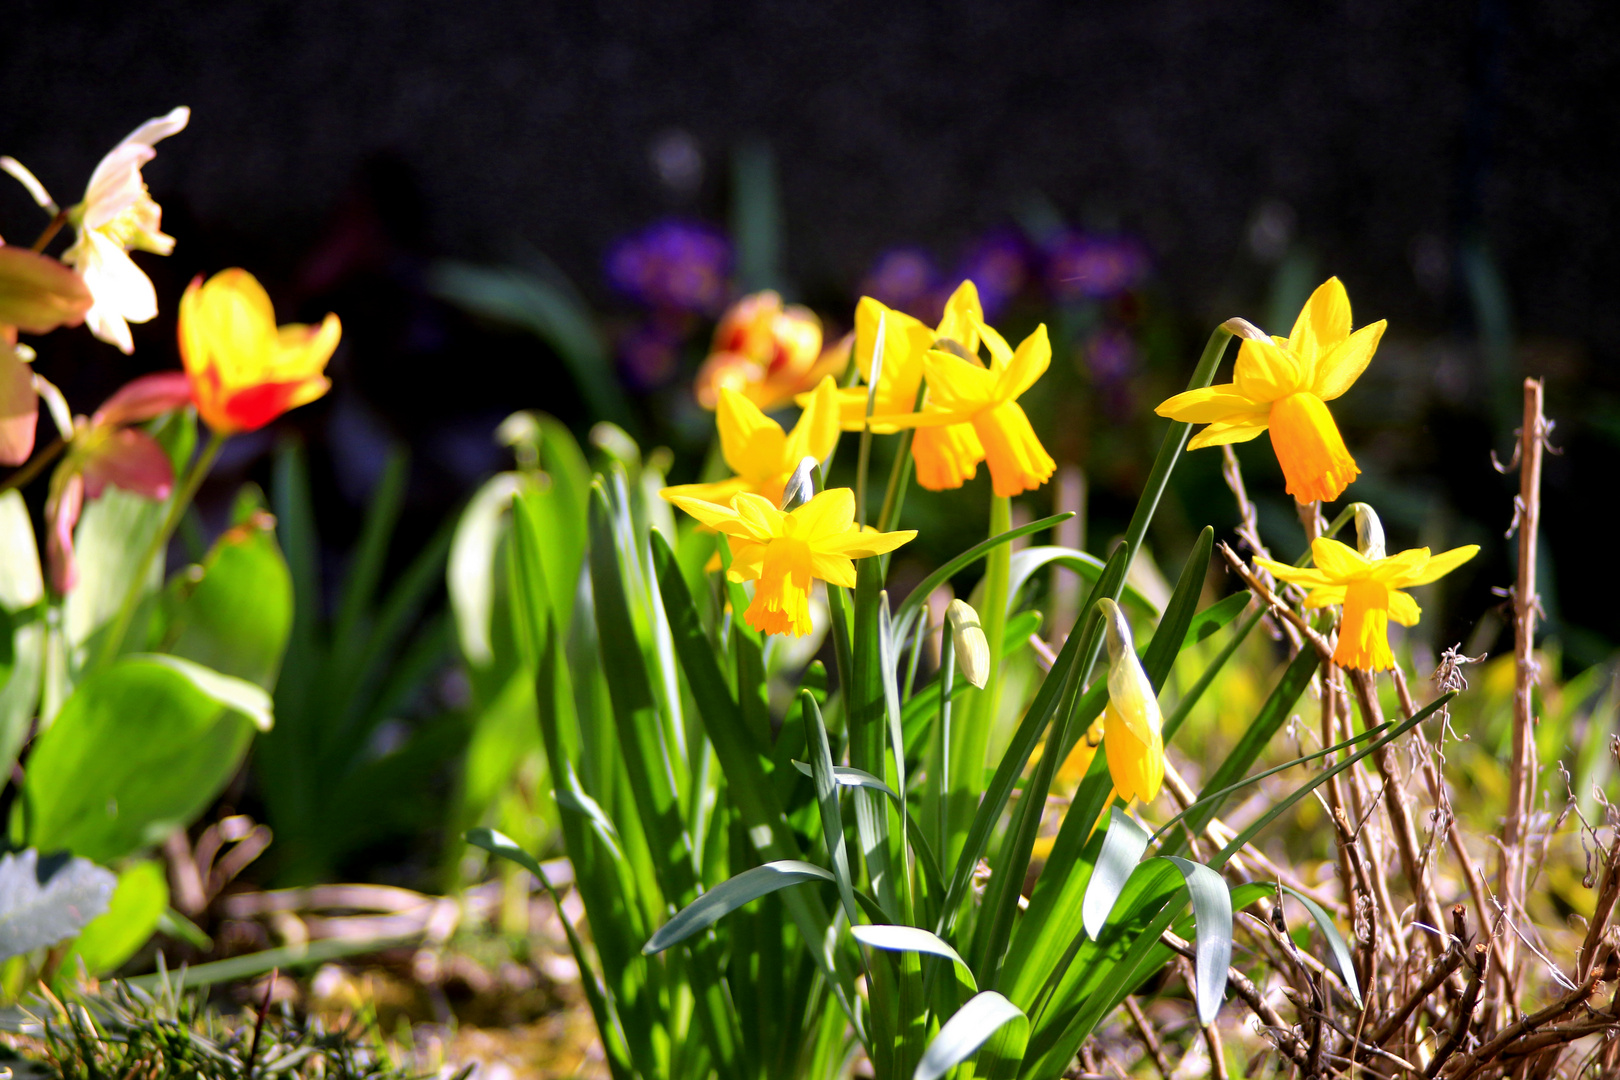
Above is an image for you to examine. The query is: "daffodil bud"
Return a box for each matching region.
[1352,503,1386,559]
[946,599,990,689]
[781,455,820,511]
[1097,597,1164,803]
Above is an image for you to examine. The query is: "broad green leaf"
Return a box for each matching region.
[159,509,293,689]
[914,991,1028,1080]
[0,491,44,775]
[23,655,270,862]
[1160,857,1232,1023]
[1083,807,1152,937]
[1280,882,1363,1007]
[644,861,836,955]
[64,410,194,667]
[0,849,116,962]
[61,859,167,978]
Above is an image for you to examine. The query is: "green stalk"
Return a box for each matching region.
[944,493,1010,869]
[95,430,226,667]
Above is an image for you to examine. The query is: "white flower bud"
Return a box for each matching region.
[946,599,990,689]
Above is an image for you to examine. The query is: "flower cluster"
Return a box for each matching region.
[2,109,341,595]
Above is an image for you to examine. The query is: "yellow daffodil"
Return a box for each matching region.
[1257,536,1479,671]
[59,107,190,354]
[662,375,841,510]
[1155,277,1385,504]
[1098,598,1163,803]
[694,291,850,411]
[179,268,340,435]
[872,314,1057,498]
[664,487,915,637]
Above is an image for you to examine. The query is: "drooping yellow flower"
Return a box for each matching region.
[1155,277,1385,504]
[60,107,190,354]
[1257,536,1479,671]
[693,291,850,411]
[872,314,1057,498]
[663,488,916,637]
[1096,598,1164,803]
[179,269,340,435]
[662,375,842,510]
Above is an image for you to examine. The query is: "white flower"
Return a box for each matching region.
[59,106,189,353]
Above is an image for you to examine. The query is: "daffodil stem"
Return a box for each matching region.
[29,210,68,253]
[0,436,65,496]
[96,430,226,668]
[934,629,956,860]
[945,495,1010,868]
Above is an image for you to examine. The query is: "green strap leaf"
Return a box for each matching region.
[1083,807,1152,938]
[790,760,903,805]
[1159,857,1233,1024]
[914,991,1029,1080]
[891,513,1074,642]
[1280,882,1363,1007]
[643,861,836,955]
[978,544,1161,619]
[467,827,630,1078]
[803,691,860,929]
[852,923,977,997]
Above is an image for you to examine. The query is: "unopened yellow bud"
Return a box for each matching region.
[946,599,990,689]
[1097,598,1164,803]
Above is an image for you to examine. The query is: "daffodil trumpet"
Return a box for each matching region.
[1156,277,1385,505]
[1257,535,1479,672]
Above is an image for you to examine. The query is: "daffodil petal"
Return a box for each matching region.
[922,350,996,413]
[660,478,751,507]
[1397,544,1479,587]
[935,281,983,354]
[717,387,787,481]
[996,323,1051,400]
[783,375,841,466]
[1186,417,1270,450]
[810,551,857,588]
[1312,320,1386,401]
[1289,276,1352,363]
[1304,585,1349,608]
[1310,537,1370,578]
[1233,337,1302,403]
[1387,589,1421,626]
[1253,556,1334,587]
[1156,384,1267,424]
[665,493,750,534]
[820,527,917,559]
[790,487,856,539]
[732,492,782,538]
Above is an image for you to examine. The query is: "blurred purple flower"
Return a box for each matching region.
[1086,327,1138,383]
[618,320,685,391]
[606,220,731,314]
[1045,232,1150,302]
[859,247,940,321]
[1085,326,1139,419]
[951,230,1031,321]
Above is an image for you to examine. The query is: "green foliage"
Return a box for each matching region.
[259,440,456,883]
[452,323,1444,1079]
[19,655,269,864]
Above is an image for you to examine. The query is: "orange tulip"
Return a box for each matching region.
[179,269,340,434]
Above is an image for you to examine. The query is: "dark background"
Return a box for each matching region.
[4,0,1618,666]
